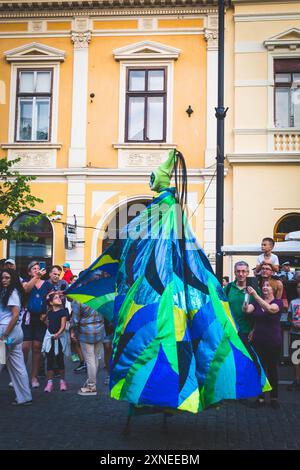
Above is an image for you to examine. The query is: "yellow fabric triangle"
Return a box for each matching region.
[178,389,200,414]
[92,254,118,270]
[173,305,186,341]
[121,302,144,334]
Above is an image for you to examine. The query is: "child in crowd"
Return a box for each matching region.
[255,237,279,275]
[42,293,69,392]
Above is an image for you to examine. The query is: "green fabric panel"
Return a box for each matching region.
[202,334,232,407]
[111,378,125,400]
[157,281,179,374]
[87,292,115,311]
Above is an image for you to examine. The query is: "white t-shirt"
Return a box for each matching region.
[256,253,279,267]
[0,289,21,325]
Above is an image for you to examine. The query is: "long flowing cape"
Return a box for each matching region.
[66,188,270,413]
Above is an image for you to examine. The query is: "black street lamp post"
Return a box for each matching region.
[215,0,228,282]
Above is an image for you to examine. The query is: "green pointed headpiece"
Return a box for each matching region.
[149,149,177,193]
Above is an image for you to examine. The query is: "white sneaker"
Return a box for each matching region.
[8,381,14,388]
[77,384,97,396]
[31,378,40,388]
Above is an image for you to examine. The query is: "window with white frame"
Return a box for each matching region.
[125,67,167,142]
[274,59,300,128]
[15,69,53,141]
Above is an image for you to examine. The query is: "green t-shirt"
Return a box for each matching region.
[223,281,258,334]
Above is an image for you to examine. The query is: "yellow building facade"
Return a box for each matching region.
[224,0,300,269]
[2,1,298,276]
[0,0,221,275]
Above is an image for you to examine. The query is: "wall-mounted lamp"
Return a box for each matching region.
[186,105,194,117]
[90,92,95,103]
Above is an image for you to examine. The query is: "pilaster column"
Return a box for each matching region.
[204,16,218,263]
[65,176,86,273]
[68,24,91,168]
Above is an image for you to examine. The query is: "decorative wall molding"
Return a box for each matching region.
[206,14,218,30]
[15,167,218,179]
[73,17,91,32]
[227,153,300,164]
[138,17,158,31]
[118,149,170,168]
[0,7,219,20]
[4,41,66,62]
[28,20,47,33]
[234,13,300,23]
[113,40,181,61]
[1,143,62,149]
[204,28,218,50]
[71,30,92,49]
[264,28,300,51]
[113,143,176,149]
[7,148,57,168]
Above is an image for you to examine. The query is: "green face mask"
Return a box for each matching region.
[149,149,177,193]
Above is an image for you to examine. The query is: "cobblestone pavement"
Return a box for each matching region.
[1,352,300,450]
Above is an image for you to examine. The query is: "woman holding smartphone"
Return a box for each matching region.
[243,281,283,409]
[22,261,53,388]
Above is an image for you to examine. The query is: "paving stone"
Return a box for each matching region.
[1,360,300,450]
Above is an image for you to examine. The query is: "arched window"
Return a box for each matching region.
[102,199,151,252]
[7,210,53,278]
[273,212,300,242]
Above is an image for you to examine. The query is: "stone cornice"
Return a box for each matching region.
[0,0,219,8]
[232,0,299,3]
[227,153,300,164]
[13,167,219,180]
[0,3,219,19]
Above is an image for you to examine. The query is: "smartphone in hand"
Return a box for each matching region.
[246,276,259,292]
[39,261,46,270]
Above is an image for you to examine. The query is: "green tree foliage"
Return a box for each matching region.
[0,157,43,240]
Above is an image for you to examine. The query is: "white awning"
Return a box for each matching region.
[285,231,300,241]
[222,241,300,256]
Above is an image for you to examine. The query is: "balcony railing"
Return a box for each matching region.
[273,129,300,152]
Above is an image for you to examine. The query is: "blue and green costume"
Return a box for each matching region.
[66,150,270,413]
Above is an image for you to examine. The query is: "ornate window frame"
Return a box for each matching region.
[3,43,65,152]
[113,40,180,150]
[264,30,300,152]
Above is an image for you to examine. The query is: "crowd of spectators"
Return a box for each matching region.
[0,236,299,408]
[224,236,300,409]
[0,259,112,405]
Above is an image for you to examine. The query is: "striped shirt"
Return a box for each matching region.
[71,301,104,344]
